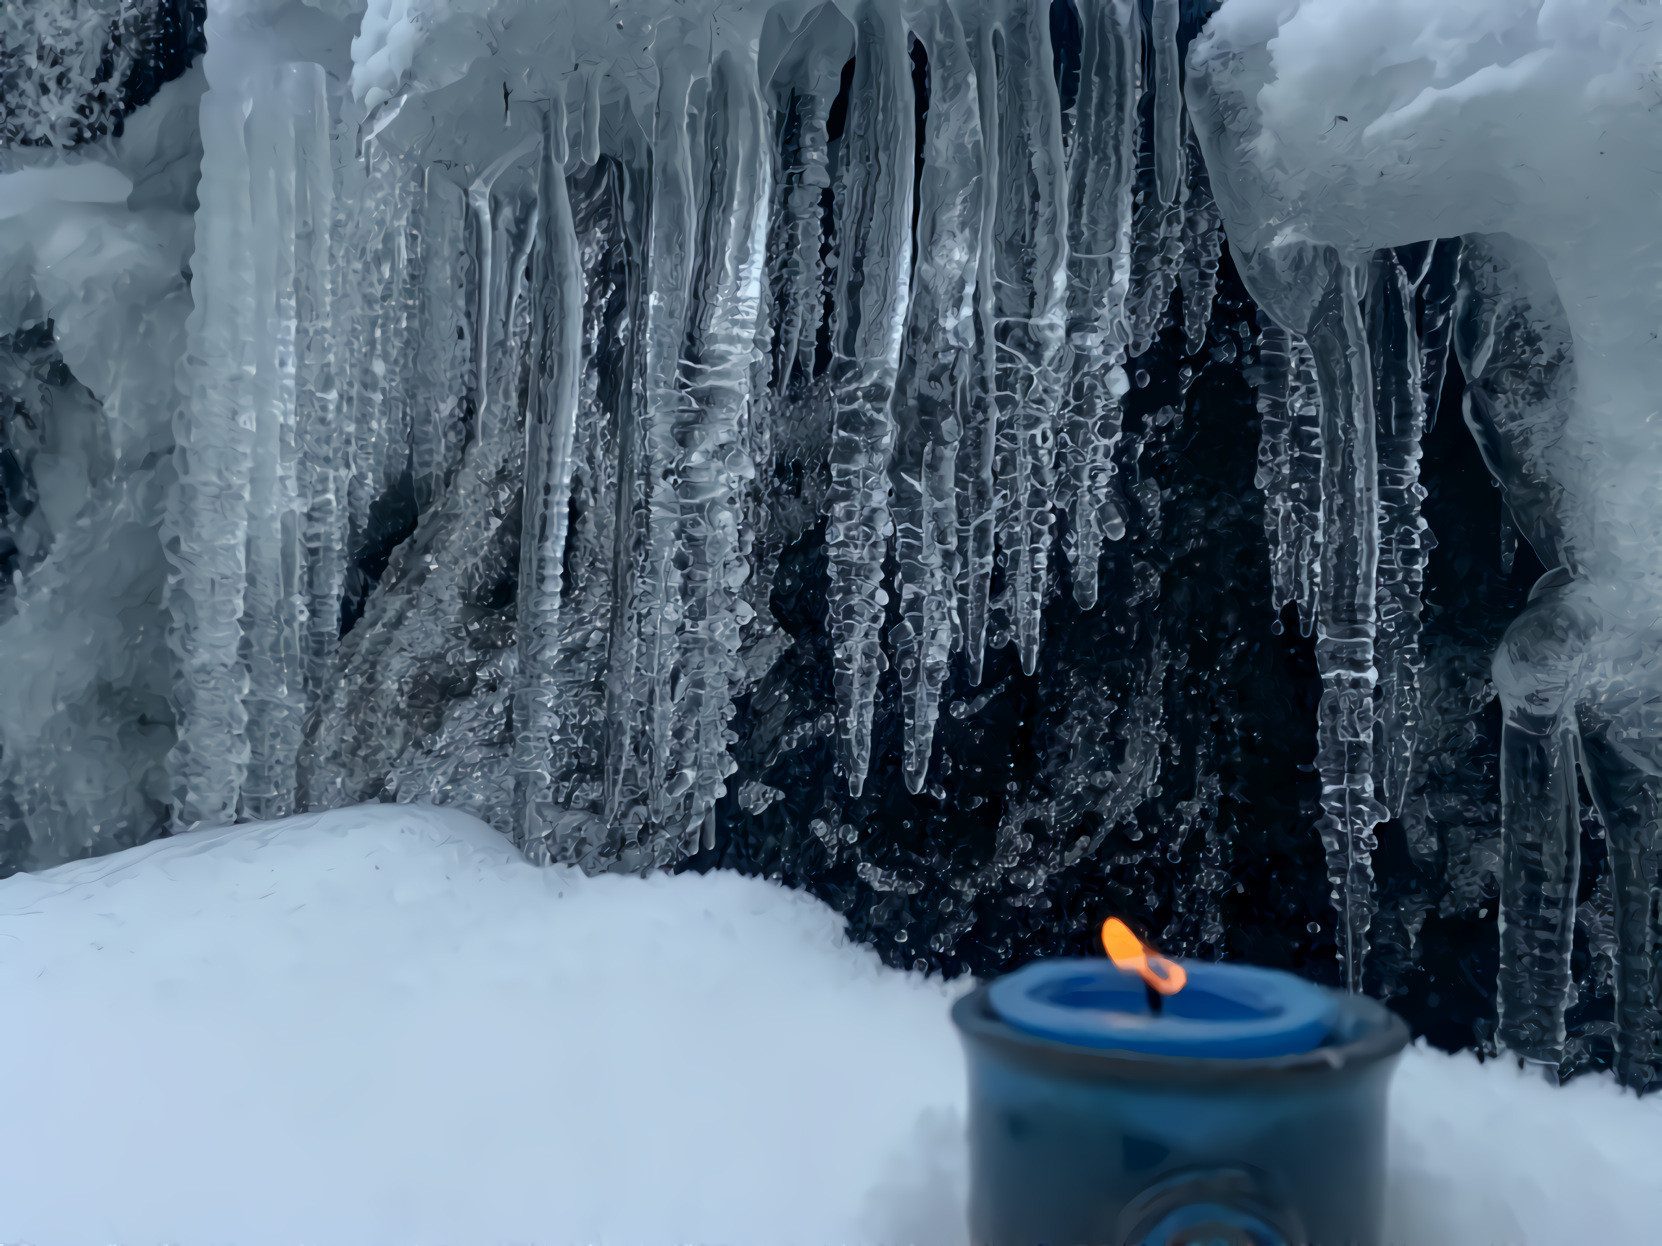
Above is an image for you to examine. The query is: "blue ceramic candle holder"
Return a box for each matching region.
[954,958,1408,1246]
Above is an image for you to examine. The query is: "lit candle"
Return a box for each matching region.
[953,919,1407,1246]
[987,918,1337,1059]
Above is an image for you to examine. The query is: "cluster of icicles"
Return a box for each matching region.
[166,0,1234,873]
[4,0,1476,998]
[1251,243,1461,989]
[167,0,1459,981]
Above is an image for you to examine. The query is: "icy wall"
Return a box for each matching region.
[2,0,1658,1086]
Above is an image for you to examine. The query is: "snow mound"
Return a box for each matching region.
[2,803,1658,1244]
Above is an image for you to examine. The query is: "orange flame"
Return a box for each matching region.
[1101,917,1187,996]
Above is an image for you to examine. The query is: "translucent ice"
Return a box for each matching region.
[9,0,1662,1086]
[1190,0,1662,1080]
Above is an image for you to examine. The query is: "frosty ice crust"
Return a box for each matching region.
[1189,0,1662,1085]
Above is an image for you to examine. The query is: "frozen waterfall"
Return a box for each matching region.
[3,0,1660,1088]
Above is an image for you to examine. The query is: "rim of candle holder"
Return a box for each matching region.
[987,958,1341,1058]
[952,979,1408,1086]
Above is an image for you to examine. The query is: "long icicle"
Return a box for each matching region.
[769,84,833,402]
[513,95,584,856]
[1255,322,1323,632]
[605,54,698,829]
[1371,247,1430,819]
[825,0,914,797]
[1178,124,1223,356]
[891,5,984,794]
[1308,254,1387,990]
[957,5,1003,686]
[991,0,1069,676]
[539,158,635,870]
[1418,237,1462,430]
[1125,0,1183,359]
[1062,0,1140,610]
[164,83,259,829]
[410,172,470,511]
[240,64,324,822]
[1289,334,1323,634]
[747,65,834,632]
[295,69,343,717]
[675,51,772,848]
[1254,320,1296,615]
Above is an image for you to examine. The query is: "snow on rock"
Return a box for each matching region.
[2,802,1660,1244]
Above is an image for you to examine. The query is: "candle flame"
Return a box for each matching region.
[1101,917,1187,996]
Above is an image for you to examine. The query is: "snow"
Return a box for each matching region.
[1,804,1658,1245]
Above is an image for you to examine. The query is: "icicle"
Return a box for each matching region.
[1125,0,1183,358]
[1253,320,1296,615]
[1061,0,1139,611]
[383,174,421,506]
[1453,235,1582,1070]
[468,133,543,483]
[163,85,260,829]
[537,157,635,869]
[342,152,414,549]
[824,0,914,796]
[295,81,344,713]
[989,0,1069,676]
[769,84,832,401]
[409,173,470,512]
[674,52,772,837]
[890,8,984,795]
[512,97,583,853]
[1418,237,1462,430]
[1255,323,1323,636]
[240,64,328,821]
[1371,248,1430,820]
[1274,337,1325,634]
[957,10,1002,686]
[1307,255,1387,991]
[1178,126,1222,356]
[604,51,703,835]
[581,66,603,167]
[745,40,841,631]
[1149,0,1182,211]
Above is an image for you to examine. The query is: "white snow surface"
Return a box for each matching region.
[1191,0,1662,581]
[1,803,1658,1245]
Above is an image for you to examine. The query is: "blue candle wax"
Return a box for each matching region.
[988,958,1339,1059]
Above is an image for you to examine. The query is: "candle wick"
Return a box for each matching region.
[1145,981,1163,1016]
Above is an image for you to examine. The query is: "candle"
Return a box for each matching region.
[987,957,1340,1059]
[953,929,1408,1246]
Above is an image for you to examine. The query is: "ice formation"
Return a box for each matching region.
[7,0,1216,866]
[3,0,1661,1087]
[1190,0,1662,1084]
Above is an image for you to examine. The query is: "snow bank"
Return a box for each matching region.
[2,804,1658,1244]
